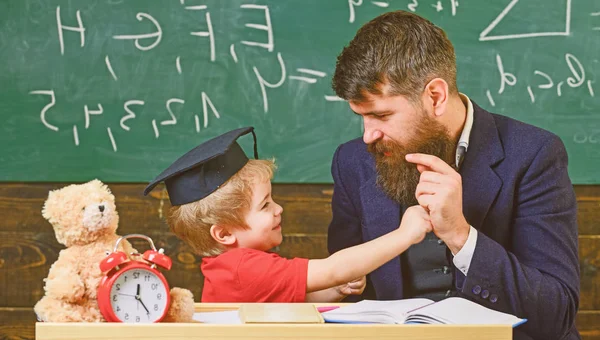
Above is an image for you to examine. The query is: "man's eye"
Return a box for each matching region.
[262,202,270,209]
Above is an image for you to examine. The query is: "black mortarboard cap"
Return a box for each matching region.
[143,127,258,206]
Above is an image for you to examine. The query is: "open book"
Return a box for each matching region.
[322,297,526,327]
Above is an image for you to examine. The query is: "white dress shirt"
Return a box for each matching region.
[451,93,478,276]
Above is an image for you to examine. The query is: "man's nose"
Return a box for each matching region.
[362,120,383,144]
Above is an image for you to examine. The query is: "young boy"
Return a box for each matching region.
[144,127,431,303]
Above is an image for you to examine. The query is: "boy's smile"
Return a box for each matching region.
[232,179,283,251]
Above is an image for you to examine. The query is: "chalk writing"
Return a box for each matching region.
[152,98,185,138]
[84,104,103,129]
[480,0,571,41]
[230,44,239,63]
[121,100,143,132]
[254,52,286,113]
[73,125,79,146]
[350,0,458,21]
[200,92,221,130]
[487,52,594,107]
[105,56,118,81]
[186,4,215,62]
[162,99,184,126]
[574,128,600,144]
[372,2,389,9]
[324,95,345,102]
[289,68,327,84]
[484,50,597,151]
[32,4,312,147]
[450,0,458,16]
[107,127,117,152]
[24,1,599,159]
[113,13,162,51]
[176,56,182,74]
[241,4,274,52]
[56,7,85,55]
[29,90,58,131]
[591,11,599,30]
[430,0,458,15]
[408,0,419,12]
[348,0,362,24]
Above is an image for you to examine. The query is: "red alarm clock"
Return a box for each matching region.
[98,234,172,323]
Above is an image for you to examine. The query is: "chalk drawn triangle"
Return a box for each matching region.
[479,0,571,41]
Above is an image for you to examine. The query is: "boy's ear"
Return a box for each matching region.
[210,224,236,246]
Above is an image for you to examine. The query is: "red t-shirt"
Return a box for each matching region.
[200,248,309,302]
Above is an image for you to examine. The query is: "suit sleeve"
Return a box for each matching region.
[457,135,579,339]
[327,145,363,255]
[327,145,376,301]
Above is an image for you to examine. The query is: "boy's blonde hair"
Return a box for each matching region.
[166,159,275,256]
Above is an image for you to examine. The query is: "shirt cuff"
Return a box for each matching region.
[452,226,478,276]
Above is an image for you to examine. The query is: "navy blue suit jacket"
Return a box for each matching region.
[327,102,580,340]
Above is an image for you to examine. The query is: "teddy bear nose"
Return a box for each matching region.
[99,205,105,212]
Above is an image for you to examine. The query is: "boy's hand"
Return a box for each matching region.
[399,205,433,245]
[335,276,366,296]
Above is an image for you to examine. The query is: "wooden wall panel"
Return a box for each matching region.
[576,188,600,235]
[0,183,598,340]
[580,237,600,310]
[0,308,36,340]
[577,311,600,340]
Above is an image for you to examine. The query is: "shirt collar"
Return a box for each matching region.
[455,93,474,169]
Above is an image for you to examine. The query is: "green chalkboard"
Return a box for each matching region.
[0,0,598,183]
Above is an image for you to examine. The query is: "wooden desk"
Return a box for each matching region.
[35,303,512,340]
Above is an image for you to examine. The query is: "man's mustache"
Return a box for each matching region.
[368,140,397,155]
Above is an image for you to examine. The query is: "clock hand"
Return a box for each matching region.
[118,293,136,297]
[134,284,150,314]
[138,297,150,314]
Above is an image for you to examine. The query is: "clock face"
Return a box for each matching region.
[109,268,169,323]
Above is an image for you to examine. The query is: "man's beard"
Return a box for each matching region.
[367,114,457,206]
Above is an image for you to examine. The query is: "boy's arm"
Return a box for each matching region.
[305,276,366,302]
[307,228,411,293]
[306,206,431,293]
[304,288,346,302]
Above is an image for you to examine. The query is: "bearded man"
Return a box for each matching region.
[327,10,580,340]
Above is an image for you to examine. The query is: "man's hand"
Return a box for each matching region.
[336,276,367,296]
[405,153,470,254]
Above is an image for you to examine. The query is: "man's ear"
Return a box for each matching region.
[423,78,449,117]
[210,225,236,246]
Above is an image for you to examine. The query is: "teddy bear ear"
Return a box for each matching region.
[41,187,63,223]
[90,179,112,195]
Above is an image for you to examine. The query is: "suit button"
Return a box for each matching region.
[442,266,450,274]
[481,290,490,299]
[490,294,498,303]
[472,285,481,295]
[437,239,444,245]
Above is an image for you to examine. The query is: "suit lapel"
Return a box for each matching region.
[460,102,505,229]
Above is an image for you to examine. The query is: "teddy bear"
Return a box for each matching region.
[33,179,195,323]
